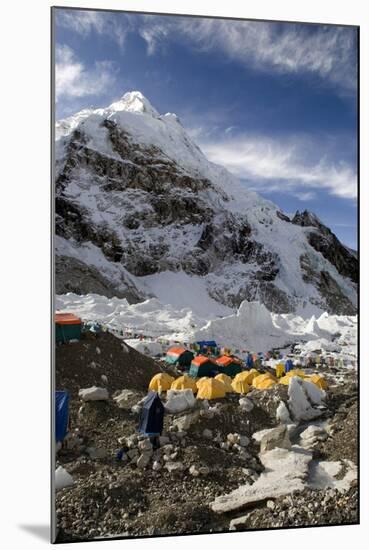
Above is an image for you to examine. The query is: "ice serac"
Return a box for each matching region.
[55,91,357,315]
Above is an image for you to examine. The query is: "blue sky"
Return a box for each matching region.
[54,8,358,249]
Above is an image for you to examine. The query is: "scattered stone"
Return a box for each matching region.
[165,461,185,473]
[239,397,254,412]
[227,433,239,445]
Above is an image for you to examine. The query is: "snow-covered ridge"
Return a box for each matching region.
[55,91,357,316]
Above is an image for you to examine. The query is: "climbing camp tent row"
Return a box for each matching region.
[147,368,328,399]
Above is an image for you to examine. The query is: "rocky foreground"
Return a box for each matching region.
[54,332,358,542]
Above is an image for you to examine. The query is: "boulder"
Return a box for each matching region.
[239,397,254,412]
[113,389,137,408]
[165,389,196,414]
[288,377,325,422]
[172,410,199,431]
[299,425,328,448]
[137,451,152,469]
[55,466,74,490]
[276,401,292,424]
[78,386,109,402]
[260,425,291,454]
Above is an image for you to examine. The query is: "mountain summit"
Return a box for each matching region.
[55,92,357,316]
[108,91,160,117]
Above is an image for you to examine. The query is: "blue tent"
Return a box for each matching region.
[55,391,70,442]
[196,340,217,353]
[245,354,254,370]
[285,359,294,373]
[138,392,164,436]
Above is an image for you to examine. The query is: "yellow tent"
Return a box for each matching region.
[257,378,277,390]
[215,373,233,393]
[234,370,259,385]
[278,375,292,386]
[252,373,277,389]
[275,363,285,378]
[149,372,175,392]
[278,369,306,385]
[171,375,198,393]
[197,378,227,400]
[288,369,306,378]
[196,376,210,389]
[308,374,328,390]
[231,378,250,394]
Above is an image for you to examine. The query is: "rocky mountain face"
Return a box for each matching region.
[55,91,357,315]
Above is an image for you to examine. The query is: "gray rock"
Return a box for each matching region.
[229,514,249,531]
[260,425,291,454]
[239,435,250,447]
[127,449,139,461]
[239,397,254,412]
[138,439,153,452]
[189,465,199,477]
[86,447,107,460]
[137,451,152,469]
[165,461,185,473]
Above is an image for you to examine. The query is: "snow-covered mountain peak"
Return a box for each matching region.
[108,91,159,117]
[55,93,358,316]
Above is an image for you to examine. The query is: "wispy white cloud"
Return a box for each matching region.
[200,134,357,200]
[56,10,129,47]
[174,19,357,93]
[55,11,357,94]
[55,45,117,101]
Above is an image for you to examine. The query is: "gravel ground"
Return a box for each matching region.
[54,332,358,542]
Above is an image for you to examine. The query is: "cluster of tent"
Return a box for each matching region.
[149,366,327,400]
[165,345,244,378]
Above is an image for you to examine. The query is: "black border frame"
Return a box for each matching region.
[51,5,360,544]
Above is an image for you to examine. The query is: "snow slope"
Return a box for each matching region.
[55,91,357,316]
